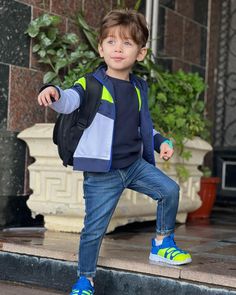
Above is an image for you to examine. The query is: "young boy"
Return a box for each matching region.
[38,9,192,295]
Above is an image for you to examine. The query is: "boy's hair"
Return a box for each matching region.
[98,9,149,47]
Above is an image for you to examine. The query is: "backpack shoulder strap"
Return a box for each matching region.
[76,74,102,130]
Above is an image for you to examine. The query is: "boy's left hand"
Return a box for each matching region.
[160,143,174,161]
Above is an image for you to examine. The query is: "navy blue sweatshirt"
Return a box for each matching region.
[109,76,167,169]
[109,76,141,169]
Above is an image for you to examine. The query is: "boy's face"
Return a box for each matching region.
[98,26,147,79]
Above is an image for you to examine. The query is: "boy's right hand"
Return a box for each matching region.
[38,86,60,106]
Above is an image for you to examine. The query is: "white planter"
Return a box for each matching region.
[18,124,212,232]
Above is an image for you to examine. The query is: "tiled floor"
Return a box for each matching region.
[0,209,236,290]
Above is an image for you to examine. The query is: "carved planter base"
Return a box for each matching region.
[18,124,212,233]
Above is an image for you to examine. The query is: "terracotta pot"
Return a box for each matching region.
[188,177,221,220]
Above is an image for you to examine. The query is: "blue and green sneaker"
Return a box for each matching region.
[149,234,192,265]
[70,276,94,295]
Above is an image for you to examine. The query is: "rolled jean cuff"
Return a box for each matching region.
[78,271,96,278]
[156,228,175,236]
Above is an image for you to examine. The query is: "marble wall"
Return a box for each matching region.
[157,0,209,78]
[0,0,32,227]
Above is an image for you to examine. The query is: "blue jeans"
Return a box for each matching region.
[79,158,179,277]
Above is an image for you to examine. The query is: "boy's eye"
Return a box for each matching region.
[107,39,115,44]
[124,41,132,46]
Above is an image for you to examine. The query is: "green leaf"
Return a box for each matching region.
[77,43,88,51]
[70,51,83,60]
[176,118,186,128]
[181,150,192,160]
[176,165,190,182]
[83,51,96,59]
[156,92,167,102]
[32,44,41,52]
[41,36,53,47]
[134,0,142,10]
[43,71,57,83]
[38,49,46,57]
[47,27,58,42]
[38,56,51,64]
[50,15,61,26]
[38,14,60,27]
[77,13,91,31]
[38,32,52,48]
[164,114,175,126]
[55,59,68,73]
[82,29,98,52]
[25,14,61,38]
[77,13,98,52]
[63,33,79,45]
[26,22,40,37]
[47,49,56,55]
[175,106,186,115]
[56,49,65,58]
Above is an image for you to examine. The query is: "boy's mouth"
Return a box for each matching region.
[111,57,125,61]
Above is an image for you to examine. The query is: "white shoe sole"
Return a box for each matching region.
[149,253,192,265]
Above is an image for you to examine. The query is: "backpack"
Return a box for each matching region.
[52,74,103,167]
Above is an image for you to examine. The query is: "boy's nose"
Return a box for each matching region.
[114,43,123,52]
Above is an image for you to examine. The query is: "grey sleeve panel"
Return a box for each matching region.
[50,87,81,114]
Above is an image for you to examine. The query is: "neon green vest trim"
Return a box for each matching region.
[101,86,113,103]
[74,77,113,103]
[74,77,86,90]
[135,86,142,111]
[74,76,141,108]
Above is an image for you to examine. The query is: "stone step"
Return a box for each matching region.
[0,251,236,295]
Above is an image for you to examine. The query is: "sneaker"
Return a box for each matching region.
[70,276,94,295]
[149,234,192,265]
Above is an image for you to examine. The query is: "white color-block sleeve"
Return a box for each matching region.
[50,87,81,114]
[153,129,159,136]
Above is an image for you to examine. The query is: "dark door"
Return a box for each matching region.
[214,0,236,204]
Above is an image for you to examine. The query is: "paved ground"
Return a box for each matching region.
[0,208,235,292]
[0,281,66,295]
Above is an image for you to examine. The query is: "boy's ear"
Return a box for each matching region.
[98,44,104,58]
[136,47,147,62]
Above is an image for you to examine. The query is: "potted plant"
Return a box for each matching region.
[187,166,221,220]
[134,56,210,181]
